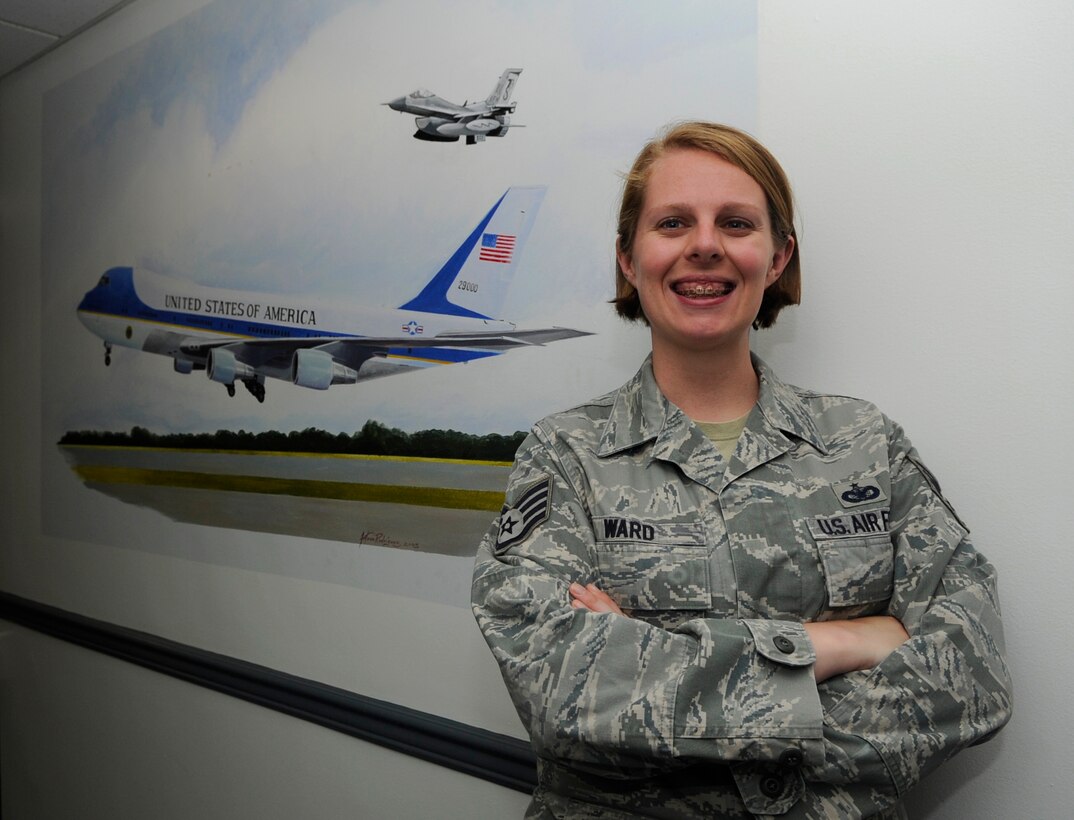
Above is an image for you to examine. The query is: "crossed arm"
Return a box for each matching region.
[569,582,910,683]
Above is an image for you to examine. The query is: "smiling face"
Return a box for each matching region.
[617,148,794,360]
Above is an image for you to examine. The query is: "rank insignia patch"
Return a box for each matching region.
[495,476,551,554]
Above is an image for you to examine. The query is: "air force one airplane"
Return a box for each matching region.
[385,68,522,145]
[76,186,590,403]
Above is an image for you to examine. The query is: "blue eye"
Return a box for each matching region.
[658,217,685,230]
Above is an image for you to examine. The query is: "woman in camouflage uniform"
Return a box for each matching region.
[472,122,1011,819]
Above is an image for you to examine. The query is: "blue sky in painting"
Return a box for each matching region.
[84,0,352,150]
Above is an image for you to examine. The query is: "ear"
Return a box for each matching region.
[616,237,637,286]
[765,234,795,288]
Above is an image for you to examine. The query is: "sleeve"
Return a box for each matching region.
[471,422,826,780]
[806,418,1013,807]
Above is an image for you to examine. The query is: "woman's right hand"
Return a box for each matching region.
[569,582,626,616]
[803,616,910,683]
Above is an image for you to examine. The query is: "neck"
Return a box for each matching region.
[650,336,759,422]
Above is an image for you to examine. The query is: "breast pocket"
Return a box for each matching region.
[815,534,894,607]
[593,519,710,611]
[806,507,894,609]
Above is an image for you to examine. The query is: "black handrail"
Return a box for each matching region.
[0,591,537,793]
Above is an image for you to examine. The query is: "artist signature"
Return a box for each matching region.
[360,530,421,551]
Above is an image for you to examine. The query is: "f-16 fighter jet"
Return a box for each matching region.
[385,68,522,145]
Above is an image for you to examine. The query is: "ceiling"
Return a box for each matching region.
[0,0,133,80]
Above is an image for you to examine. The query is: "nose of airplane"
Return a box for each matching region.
[77,284,97,313]
[76,290,97,330]
[76,268,115,317]
[384,97,406,111]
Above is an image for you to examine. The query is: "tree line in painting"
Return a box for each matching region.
[59,420,526,462]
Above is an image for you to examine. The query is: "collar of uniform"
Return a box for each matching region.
[751,354,829,455]
[596,354,666,458]
[595,354,829,459]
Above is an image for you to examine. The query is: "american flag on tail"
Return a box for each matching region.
[479,232,516,263]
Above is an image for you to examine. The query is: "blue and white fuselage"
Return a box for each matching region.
[76,187,588,402]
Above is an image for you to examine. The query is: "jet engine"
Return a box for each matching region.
[207,347,255,384]
[291,348,358,390]
[173,358,204,374]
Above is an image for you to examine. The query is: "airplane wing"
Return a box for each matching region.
[180,326,591,370]
[183,327,590,355]
[373,327,593,348]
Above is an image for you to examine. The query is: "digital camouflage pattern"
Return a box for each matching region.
[472,356,1012,819]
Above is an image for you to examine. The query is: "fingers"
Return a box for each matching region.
[569,582,624,616]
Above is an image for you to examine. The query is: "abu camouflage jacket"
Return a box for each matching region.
[472,355,1011,819]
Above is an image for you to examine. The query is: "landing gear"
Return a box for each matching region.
[223,378,263,402]
[243,377,266,404]
[103,342,112,366]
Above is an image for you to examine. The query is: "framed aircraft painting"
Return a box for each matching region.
[39,0,759,609]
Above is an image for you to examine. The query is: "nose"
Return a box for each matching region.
[686,223,723,262]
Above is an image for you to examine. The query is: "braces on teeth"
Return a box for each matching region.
[678,284,729,297]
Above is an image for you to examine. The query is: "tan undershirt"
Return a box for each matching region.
[696,412,750,462]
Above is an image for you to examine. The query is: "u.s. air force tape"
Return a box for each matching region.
[495,476,551,553]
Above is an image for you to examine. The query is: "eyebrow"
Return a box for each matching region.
[646,201,766,217]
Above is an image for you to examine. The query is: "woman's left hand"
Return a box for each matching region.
[569,582,625,616]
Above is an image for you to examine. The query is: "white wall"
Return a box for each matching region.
[2,1,1071,818]
[756,2,1073,816]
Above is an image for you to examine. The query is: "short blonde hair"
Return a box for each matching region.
[613,121,800,329]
